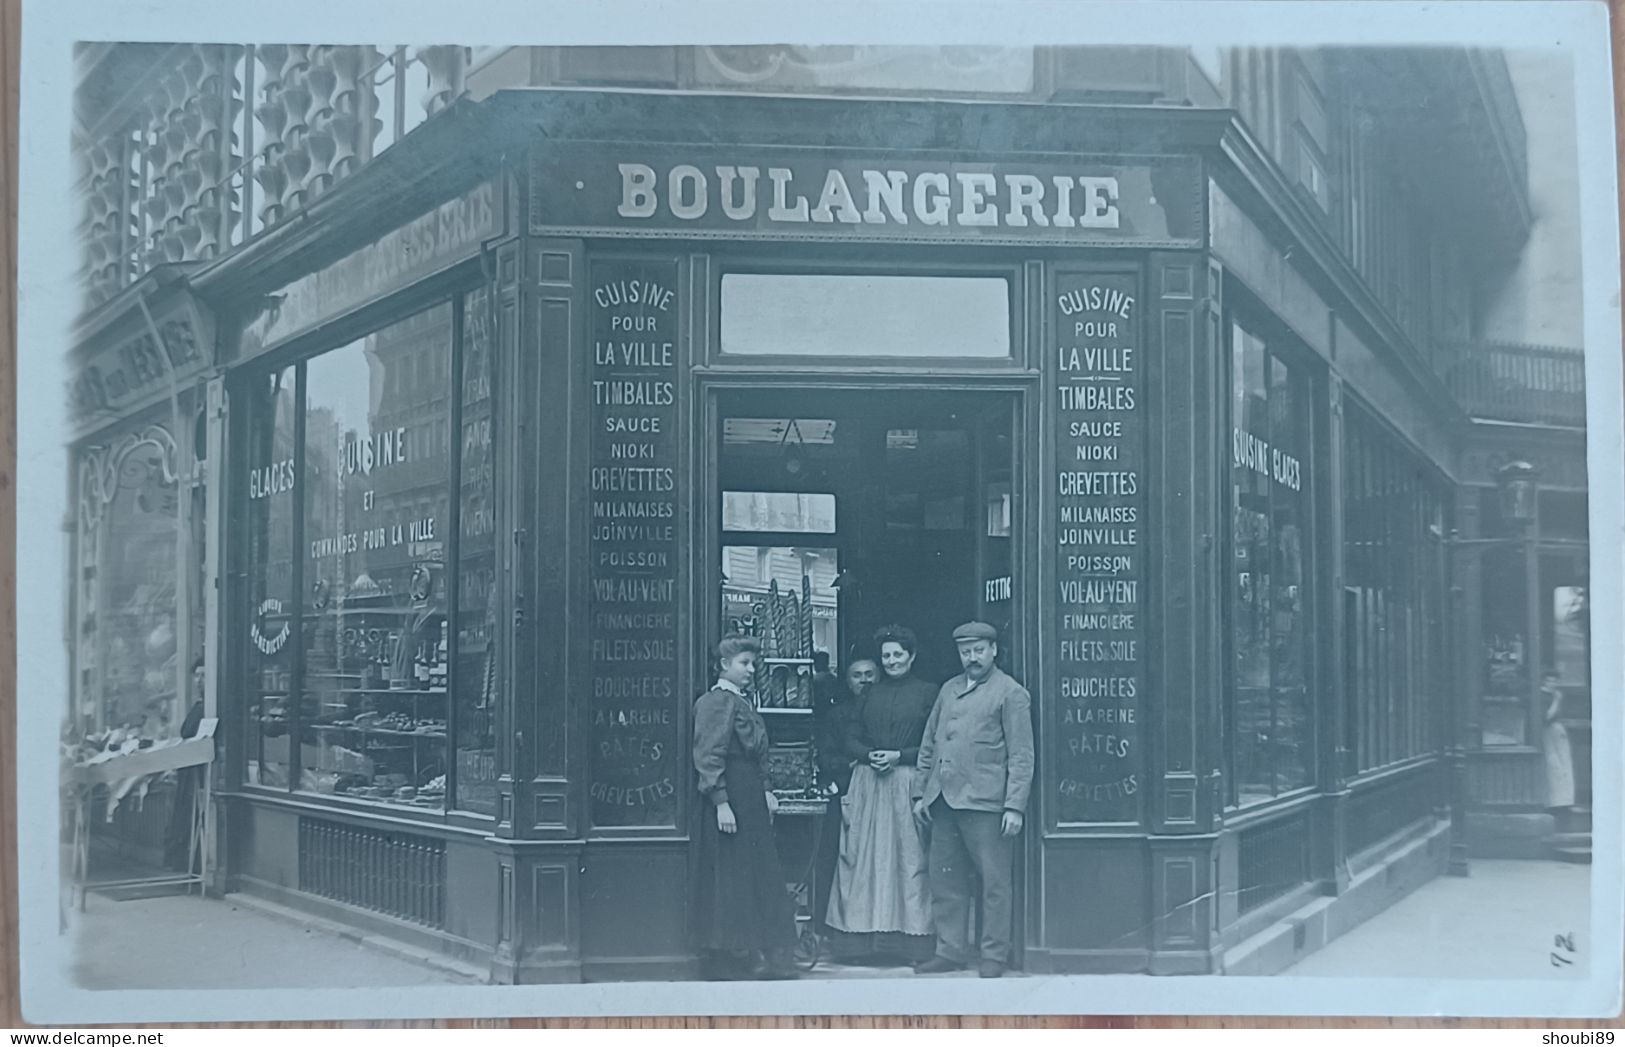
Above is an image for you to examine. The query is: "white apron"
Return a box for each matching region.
[826,763,933,936]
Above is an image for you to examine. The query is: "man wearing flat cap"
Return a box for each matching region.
[911,621,1035,978]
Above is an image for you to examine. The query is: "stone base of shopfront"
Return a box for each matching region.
[1467,811,1557,859]
[1223,817,1451,976]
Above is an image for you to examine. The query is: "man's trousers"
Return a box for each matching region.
[926,800,1014,965]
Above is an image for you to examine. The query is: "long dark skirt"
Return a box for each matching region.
[690,754,797,954]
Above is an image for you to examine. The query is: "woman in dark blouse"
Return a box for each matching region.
[691,635,798,980]
[812,652,877,936]
[825,625,937,963]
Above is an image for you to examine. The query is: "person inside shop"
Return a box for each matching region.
[912,621,1034,979]
[812,651,878,938]
[163,657,209,873]
[1542,669,1576,819]
[826,624,938,965]
[690,634,800,981]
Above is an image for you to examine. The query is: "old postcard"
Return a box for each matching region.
[13,0,1623,1022]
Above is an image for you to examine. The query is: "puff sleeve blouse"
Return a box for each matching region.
[692,683,771,807]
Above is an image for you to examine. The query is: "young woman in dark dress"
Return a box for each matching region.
[690,634,799,980]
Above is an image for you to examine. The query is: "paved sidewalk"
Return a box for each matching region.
[63,859,1592,988]
[68,892,476,989]
[1282,859,1593,979]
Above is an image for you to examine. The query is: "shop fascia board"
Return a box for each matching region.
[190,87,1233,312]
[1209,113,1468,432]
[69,262,200,354]
[187,95,509,308]
[514,86,1238,157]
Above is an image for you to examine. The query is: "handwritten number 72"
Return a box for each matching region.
[1551,932,1577,967]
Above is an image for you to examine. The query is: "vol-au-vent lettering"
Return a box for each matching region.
[618,162,1123,230]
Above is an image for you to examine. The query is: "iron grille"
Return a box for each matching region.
[297,817,447,929]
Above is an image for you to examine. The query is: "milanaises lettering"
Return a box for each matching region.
[617,163,1122,231]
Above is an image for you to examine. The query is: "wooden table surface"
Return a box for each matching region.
[0,0,1619,1028]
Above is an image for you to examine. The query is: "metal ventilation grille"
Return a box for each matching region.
[297,817,447,929]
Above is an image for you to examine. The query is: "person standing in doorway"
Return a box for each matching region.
[912,622,1034,979]
[812,652,876,937]
[690,635,799,980]
[827,625,938,964]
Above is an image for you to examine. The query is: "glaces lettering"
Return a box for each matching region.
[249,459,296,500]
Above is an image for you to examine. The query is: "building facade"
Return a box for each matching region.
[67,44,1588,979]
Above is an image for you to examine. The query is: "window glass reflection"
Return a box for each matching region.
[1228,322,1313,806]
[299,305,453,808]
[245,367,298,789]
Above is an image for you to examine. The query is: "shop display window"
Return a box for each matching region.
[455,287,499,815]
[75,419,194,744]
[1343,404,1449,767]
[1226,321,1315,807]
[237,293,498,815]
[299,305,453,808]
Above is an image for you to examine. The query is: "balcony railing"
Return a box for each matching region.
[77,44,470,311]
[1445,342,1586,428]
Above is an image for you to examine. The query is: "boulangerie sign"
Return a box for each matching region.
[531,146,1204,246]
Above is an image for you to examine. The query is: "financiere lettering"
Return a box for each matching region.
[1063,613,1135,630]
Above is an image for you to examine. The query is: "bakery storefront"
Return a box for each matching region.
[216,90,1452,981]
